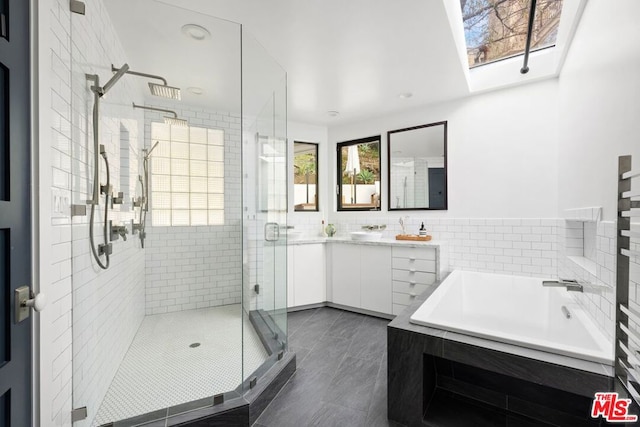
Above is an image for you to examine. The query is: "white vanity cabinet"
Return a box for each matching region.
[391,246,437,315]
[330,243,392,315]
[330,243,361,307]
[287,243,326,308]
[360,246,393,314]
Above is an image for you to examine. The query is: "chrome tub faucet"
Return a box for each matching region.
[542,279,583,292]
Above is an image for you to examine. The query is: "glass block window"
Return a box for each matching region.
[150,122,225,226]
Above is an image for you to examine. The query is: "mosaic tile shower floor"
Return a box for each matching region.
[93,304,269,426]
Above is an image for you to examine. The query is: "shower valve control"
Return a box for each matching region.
[110,221,129,241]
[112,192,124,205]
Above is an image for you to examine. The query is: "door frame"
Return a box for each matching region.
[29,0,39,424]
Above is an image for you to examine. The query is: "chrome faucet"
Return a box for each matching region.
[542,278,583,292]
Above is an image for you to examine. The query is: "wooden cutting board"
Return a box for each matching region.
[395,234,432,241]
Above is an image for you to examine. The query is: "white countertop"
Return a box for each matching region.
[286,236,443,247]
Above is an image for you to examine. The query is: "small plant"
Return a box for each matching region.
[357,169,375,184]
[294,154,316,203]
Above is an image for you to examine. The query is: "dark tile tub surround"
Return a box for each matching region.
[388,280,617,427]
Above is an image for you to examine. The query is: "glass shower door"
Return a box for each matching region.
[242,28,288,386]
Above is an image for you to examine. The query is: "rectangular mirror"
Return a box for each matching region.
[337,136,381,211]
[294,141,318,211]
[387,121,447,210]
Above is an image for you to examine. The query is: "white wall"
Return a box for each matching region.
[555,0,640,347]
[328,79,560,219]
[557,0,640,221]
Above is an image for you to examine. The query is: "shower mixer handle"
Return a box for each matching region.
[110,221,129,242]
[112,191,124,205]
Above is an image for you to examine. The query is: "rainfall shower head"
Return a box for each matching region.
[132,103,189,127]
[149,83,182,100]
[163,116,188,127]
[113,64,182,100]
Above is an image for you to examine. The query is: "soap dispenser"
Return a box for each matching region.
[419,222,427,237]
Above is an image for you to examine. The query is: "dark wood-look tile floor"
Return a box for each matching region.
[254,307,402,427]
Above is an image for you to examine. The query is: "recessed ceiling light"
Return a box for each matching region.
[327,110,340,117]
[181,24,211,41]
[187,87,204,95]
[398,92,413,99]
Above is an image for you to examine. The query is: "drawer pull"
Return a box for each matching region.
[410,292,417,298]
[409,268,416,273]
[409,257,416,261]
[409,280,416,285]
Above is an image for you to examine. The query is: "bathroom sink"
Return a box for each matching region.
[350,231,383,241]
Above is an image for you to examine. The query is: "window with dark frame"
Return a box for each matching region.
[337,136,381,211]
[293,141,319,211]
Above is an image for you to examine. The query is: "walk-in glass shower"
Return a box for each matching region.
[68,2,287,425]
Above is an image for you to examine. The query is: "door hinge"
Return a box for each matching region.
[336,184,339,195]
[71,407,87,422]
[213,393,224,405]
[254,284,260,294]
[70,0,86,15]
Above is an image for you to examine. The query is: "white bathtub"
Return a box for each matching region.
[409,270,614,365]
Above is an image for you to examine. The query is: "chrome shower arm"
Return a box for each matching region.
[102,63,130,96]
[113,64,167,86]
[132,103,177,118]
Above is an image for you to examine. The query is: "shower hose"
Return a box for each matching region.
[89,90,111,270]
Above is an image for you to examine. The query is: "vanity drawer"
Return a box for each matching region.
[392,269,436,285]
[393,291,419,306]
[392,246,435,261]
[392,280,429,296]
[392,257,436,272]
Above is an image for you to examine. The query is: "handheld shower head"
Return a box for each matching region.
[144,141,160,159]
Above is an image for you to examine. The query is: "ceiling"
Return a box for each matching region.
[104,0,572,126]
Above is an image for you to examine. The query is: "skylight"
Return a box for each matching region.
[461,0,563,68]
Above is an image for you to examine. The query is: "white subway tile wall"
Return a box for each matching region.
[326,217,559,278]
[48,2,74,425]
[49,0,148,425]
[142,103,243,315]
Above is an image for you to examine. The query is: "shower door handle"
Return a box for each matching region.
[265,222,280,242]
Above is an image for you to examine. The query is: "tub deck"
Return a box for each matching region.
[387,274,616,426]
[409,270,613,365]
